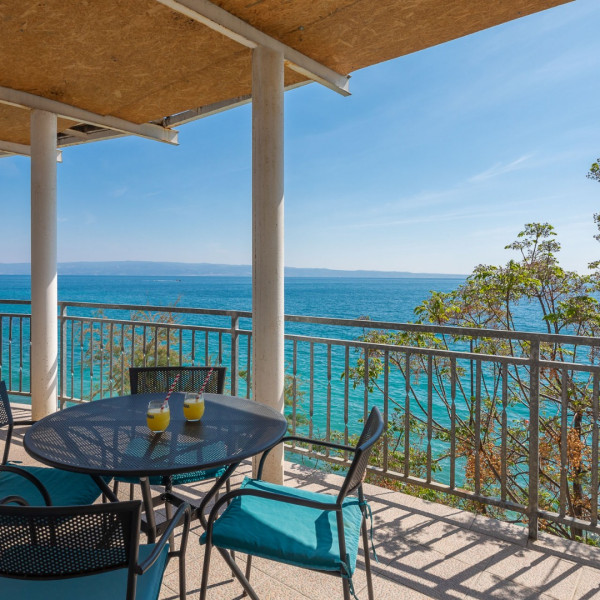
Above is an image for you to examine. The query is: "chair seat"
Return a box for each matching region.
[0,542,169,600]
[0,464,105,506]
[115,466,227,486]
[200,477,364,574]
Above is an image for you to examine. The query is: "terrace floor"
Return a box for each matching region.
[7,404,600,600]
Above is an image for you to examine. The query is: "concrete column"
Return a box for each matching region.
[30,109,58,420]
[252,45,285,484]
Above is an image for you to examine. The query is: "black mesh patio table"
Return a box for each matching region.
[24,392,287,540]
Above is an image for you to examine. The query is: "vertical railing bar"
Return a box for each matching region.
[109,322,114,397]
[120,325,125,395]
[592,372,599,527]
[326,344,332,455]
[153,325,158,366]
[218,332,223,366]
[191,330,196,367]
[179,328,183,365]
[363,348,369,423]
[501,363,508,502]
[59,305,67,407]
[404,352,411,478]
[309,342,314,444]
[559,368,569,518]
[205,331,209,365]
[230,314,239,396]
[344,345,350,457]
[450,357,456,489]
[79,319,84,401]
[426,354,433,484]
[246,335,251,399]
[89,322,94,401]
[99,322,104,399]
[8,316,12,390]
[70,320,74,399]
[142,325,148,367]
[383,350,389,474]
[528,338,541,540]
[474,360,482,496]
[166,326,171,365]
[19,317,23,392]
[292,340,298,440]
[130,324,136,372]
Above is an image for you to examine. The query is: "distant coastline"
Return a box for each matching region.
[0,261,465,279]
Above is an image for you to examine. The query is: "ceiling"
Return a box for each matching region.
[0,0,571,151]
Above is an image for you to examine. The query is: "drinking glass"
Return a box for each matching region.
[183,392,205,422]
[146,400,170,432]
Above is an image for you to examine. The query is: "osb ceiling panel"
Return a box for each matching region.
[0,0,571,146]
[0,105,77,146]
[215,0,572,74]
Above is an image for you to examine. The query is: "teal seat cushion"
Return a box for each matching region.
[0,542,168,600]
[116,466,227,486]
[0,465,104,506]
[200,477,364,574]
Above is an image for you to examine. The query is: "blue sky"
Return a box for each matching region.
[0,0,599,275]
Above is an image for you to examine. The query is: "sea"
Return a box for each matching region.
[0,273,465,425]
[0,274,553,485]
[0,274,464,321]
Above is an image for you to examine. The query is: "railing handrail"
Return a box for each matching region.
[1,298,598,347]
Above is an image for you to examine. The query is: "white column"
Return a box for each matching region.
[252,45,285,484]
[30,109,58,420]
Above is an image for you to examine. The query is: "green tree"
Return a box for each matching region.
[350,220,600,541]
[588,158,600,183]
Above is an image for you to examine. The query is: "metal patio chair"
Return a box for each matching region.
[115,366,230,501]
[0,496,191,600]
[200,406,385,600]
[0,380,107,506]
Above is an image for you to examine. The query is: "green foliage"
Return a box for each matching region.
[349,218,600,542]
[588,158,600,183]
[85,308,192,398]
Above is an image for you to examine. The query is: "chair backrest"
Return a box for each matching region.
[0,500,142,599]
[129,366,226,395]
[338,406,384,502]
[0,381,14,465]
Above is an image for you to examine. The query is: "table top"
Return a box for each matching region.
[24,393,288,478]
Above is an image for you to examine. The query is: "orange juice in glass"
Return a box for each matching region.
[147,400,170,432]
[183,392,205,422]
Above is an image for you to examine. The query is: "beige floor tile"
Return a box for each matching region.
[464,570,558,600]
[572,566,600,600]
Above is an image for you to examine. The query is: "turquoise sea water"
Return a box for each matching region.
[0,273,465,426]
[0,274,545,486]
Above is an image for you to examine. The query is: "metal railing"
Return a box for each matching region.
[1,298,599,541]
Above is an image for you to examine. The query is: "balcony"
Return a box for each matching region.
[4,400,600,600]
[2,299,600,598]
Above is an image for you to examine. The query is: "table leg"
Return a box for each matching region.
[196,462,240,528]
[92,475,119,502]
[140,476,158,543]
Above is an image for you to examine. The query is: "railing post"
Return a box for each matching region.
[528,337,540,540]
[59,304,67,409]
[230,313,239,396]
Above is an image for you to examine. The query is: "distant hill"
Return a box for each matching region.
[0,261,465,279]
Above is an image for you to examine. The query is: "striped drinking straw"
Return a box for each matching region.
[161,373,181,411]
[198,367,214,395]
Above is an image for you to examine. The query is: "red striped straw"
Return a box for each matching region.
[161,373,181,411]
[198,367,214,395]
